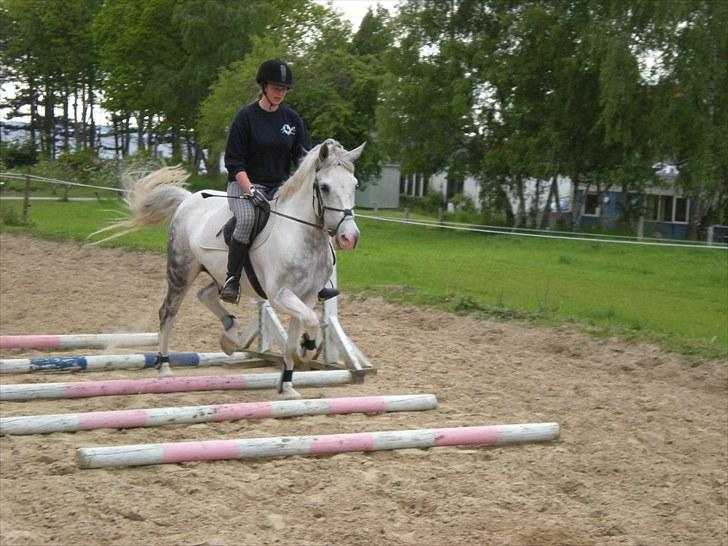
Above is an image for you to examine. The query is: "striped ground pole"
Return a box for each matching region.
[0,352,257,374]
[0,370,354,401]
[0,333,158,350]
[76,423,561,469]
[1,394,437,436]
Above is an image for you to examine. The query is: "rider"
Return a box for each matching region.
[221,59,311,303]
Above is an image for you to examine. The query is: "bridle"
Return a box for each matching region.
[312,179,354,237]
[265,176,354,238]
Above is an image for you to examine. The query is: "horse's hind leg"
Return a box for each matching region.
[197,281,241,355]
[157,245,200,376]
[272,287,320,399]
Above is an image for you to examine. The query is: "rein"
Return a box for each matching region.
[202,173,355,237]
[247,176,354,236]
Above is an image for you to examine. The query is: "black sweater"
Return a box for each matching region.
[224,101,310,187]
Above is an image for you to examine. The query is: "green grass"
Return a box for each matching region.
[2,199,727,359]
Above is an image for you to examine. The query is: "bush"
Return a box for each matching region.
[187,173,226,193]
[31,149,105,186]
[450,192,475,212]
[0,140,37,168]
[400,191,446,214]
[0,205,26,226]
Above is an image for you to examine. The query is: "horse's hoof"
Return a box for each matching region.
[220,333,238,356]
[295,349,314,365]
[280,383,301,400]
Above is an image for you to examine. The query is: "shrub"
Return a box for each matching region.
[0,139,37,169]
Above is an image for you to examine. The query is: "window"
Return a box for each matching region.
[674,197,688,222]
[644,194,689,223]
[446,177,464,199]
[645,195,659,221]
[584,193,600,216]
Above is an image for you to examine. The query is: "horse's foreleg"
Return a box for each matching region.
[272,287,320,399]
[197,282,241,355]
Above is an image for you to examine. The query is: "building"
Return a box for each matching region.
[355,164,400,209]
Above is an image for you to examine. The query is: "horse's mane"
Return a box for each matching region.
[277,139,354,201]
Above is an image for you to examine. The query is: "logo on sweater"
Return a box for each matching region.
[281,124,296,136]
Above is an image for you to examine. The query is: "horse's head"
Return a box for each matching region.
[313,140,365,250]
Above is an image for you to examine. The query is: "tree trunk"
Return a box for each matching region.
[73,88,82,151]
[43,80,55,159]
[529,179,541,228]
[539,176,557,229]
[29,75,38,150]
[87,74,97,153]
[62,84,70,153]
[146,116,154,153]
[687,191,702,241]
[136,112,145,154]
[499,184,515,226]
[572,178,589,231]
[515,177,527,227]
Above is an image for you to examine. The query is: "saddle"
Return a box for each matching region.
[223,187,276,299]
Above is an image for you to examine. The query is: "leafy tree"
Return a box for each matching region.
[655,0,728,238]
[377,1,476,184]
[198,1,390,182]
[92,0,182,156]
[2,0,102,158]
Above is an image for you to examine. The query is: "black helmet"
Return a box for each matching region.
[256,59,294,89]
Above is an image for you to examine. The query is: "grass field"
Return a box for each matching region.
[2,198,726,359]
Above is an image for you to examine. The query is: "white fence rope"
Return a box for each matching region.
[358,214,727,250]
[0,172,125,194]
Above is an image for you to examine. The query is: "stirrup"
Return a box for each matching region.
[318,287,340,301]
[220,276,240,304]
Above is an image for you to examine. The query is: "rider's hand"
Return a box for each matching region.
[248,188,270,213]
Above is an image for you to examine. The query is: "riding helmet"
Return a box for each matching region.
[256,59,294,89]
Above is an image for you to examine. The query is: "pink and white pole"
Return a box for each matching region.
[0,333,158,350]
[0,370,354,401]
[1,394,437,436]
[76,422,560,469]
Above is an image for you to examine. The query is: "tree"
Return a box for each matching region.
[1,0,102,158]
[198,1,391,181]
[655,0,728,238]
[377,1,476,186]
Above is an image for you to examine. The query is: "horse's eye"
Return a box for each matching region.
[321,184,330,194]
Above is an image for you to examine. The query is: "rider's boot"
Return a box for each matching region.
[220,239,248,304]
[318,287,340,301]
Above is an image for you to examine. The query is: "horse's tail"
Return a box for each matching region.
[87,166,192,245]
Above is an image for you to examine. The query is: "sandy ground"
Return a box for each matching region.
[0,232,726,546]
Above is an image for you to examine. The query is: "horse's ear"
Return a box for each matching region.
[318,143,329,162]
[345,142,366,163]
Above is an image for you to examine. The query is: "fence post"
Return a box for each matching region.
[403,207,409,223]
[707,225,714,246]
[22,174,31,224]
[637,216,644,240]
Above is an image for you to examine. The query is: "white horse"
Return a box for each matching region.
[98,139,365,398]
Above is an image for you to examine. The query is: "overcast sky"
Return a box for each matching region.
[319,0,399,30]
